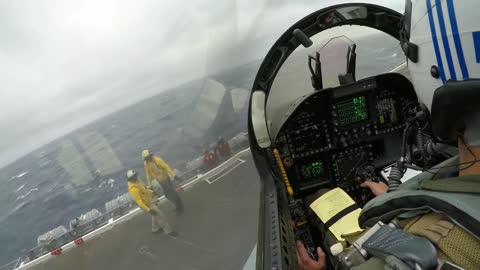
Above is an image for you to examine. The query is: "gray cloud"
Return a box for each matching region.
[0,0,404,167]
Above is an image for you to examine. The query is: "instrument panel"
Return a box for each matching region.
[274,73,417,204]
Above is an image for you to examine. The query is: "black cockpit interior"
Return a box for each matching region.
[274,73,417,205]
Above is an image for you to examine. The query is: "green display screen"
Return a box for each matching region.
[336,96,368,126]
[300,161,325,178]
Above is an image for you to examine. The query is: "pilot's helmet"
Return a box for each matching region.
[404,0,480,144]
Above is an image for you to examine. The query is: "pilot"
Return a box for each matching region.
[297,1,480,269]
[142,149,184,215]
[127,169,178,236]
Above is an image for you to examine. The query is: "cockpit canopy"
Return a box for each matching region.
[249,3,406,149]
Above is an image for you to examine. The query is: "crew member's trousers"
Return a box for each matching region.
[149,203,173,234]
[159,179,184,211]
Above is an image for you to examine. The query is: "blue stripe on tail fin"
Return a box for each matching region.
[446,0,469,79]
[427,0,446,82]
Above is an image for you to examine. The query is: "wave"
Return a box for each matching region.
[14,188,39,203]
[8,171,30,182]
[4,200,32,218]
[98,179,115,189]
[15,184,26,193]
[40,160,52,168]
[17,171,29,178]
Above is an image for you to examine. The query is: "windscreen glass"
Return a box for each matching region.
[266,27,406,140]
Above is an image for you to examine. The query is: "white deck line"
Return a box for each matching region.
[205,158,246,184]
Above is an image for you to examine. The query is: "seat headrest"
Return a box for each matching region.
[431,79,480,144]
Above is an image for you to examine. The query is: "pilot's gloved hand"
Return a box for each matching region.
[296,241,326,270]
[360,181,388,196]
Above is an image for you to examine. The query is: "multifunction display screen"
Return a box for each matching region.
[336,96,368,126]
[300,161,325,178]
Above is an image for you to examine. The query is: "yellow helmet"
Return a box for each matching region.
[142,149,152,160]
[126,170,137,180]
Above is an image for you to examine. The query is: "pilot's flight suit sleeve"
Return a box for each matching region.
[129,188,151,212]
[153,156,176,177]
[144,162,153,187]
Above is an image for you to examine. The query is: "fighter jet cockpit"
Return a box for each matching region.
[248,2,478,270]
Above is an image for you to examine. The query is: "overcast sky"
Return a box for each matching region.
[0,0,403,168]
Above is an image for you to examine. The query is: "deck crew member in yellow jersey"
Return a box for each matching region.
[126,170,177,236]
[142,150,184,214]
